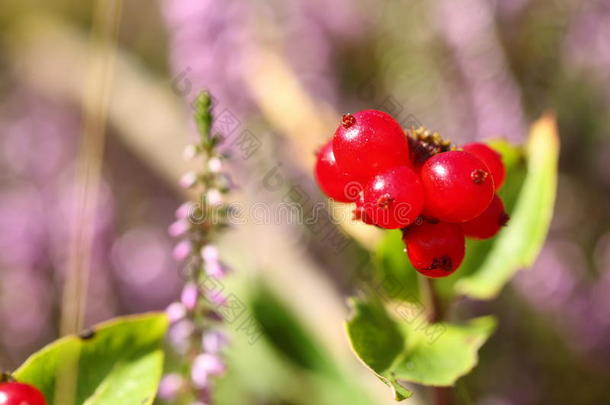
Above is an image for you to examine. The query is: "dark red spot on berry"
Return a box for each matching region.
[463,142,506,190]
[499,212,510,227]
[402,222,465,277]
[471,169,489,184]
[376,193,394,208]
[430,255,453,272]
[341,113,356,129]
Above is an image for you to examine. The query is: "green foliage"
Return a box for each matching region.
[247,281,376,405]
[13,313,168,405]
[346,298,496,400]
[250,282,335,374]
[371,229,421,302]
[455,115,559,298]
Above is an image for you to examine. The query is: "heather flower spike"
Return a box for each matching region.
[161,91,233,403]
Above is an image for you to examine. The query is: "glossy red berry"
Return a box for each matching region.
[461,194,509,239]
[360,166,424,229]
[420,151,494,223]
[462,142,506,190]
[353,197,374,225]
[403,221,465,278]
[332,110,410,181]
[314,141,359,202]
[0,382,47,405]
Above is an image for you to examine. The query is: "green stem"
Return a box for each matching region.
[421,276,452,405]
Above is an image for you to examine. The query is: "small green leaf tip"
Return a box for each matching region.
[194,91,213,143]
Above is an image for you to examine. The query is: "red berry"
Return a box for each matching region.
[332,110,410,181]
[461,194,509,239]
[314,141,359,202]
[0,382,47,405]
[420,151,494,223]
[403,221,465,278]
[462,142,506,190]
[353,195,374,225]
[360,166,424,229]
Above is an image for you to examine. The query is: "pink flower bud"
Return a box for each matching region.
[202,330,229,354]
[193,353,226,377]
[168,219,190,237]
[181,282,198,310]
[158,373,184,400]
[179,172,198,188]
[173,240,191,261]
[166,302,186,323]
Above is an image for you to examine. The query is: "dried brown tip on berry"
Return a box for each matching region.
[376,193,394,208]
[471,169,489,184]
[408,126,453,166]
[341,113,356,128]
[499,212,510,227]
[430,255,453,271]
[423,216,440,224]
[0,372,15,383]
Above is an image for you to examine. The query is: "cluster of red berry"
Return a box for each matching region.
[315,110,509,278]
[0,382,46,405]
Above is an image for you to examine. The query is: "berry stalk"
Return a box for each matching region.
[420,276,453,405]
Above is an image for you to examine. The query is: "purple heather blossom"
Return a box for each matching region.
[161,0,373,127]
[435,0,527,142]
[190,360,209,389]
[202,330,229,354]
[193,353,226,377]
[175,202,192,219]
[179,172,198,189]
[181,282,199,310]
[109,227,178,310]
[158,374,184,401]
[201,245,219,262]
[173,240,192,261]
[162,0,256,118]
[183,144,198,161]
[207,157,222,173]
[168,319,195,355]
[206,189,222,206]
[201,245,229,278]
[168,219,190,237]
[166,302,187,323]
[564,1,610,74]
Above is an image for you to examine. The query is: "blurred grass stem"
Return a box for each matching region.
[56,0,122,404]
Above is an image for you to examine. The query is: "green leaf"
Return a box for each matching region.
[455,114,559,299]
[248,281,377,405]
[250,282,335,374]
[13,313,168,405]
[371,230,420,302]
[346,298,496,399]
[345,298,412,400]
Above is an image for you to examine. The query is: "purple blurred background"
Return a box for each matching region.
[1,0,610,403]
